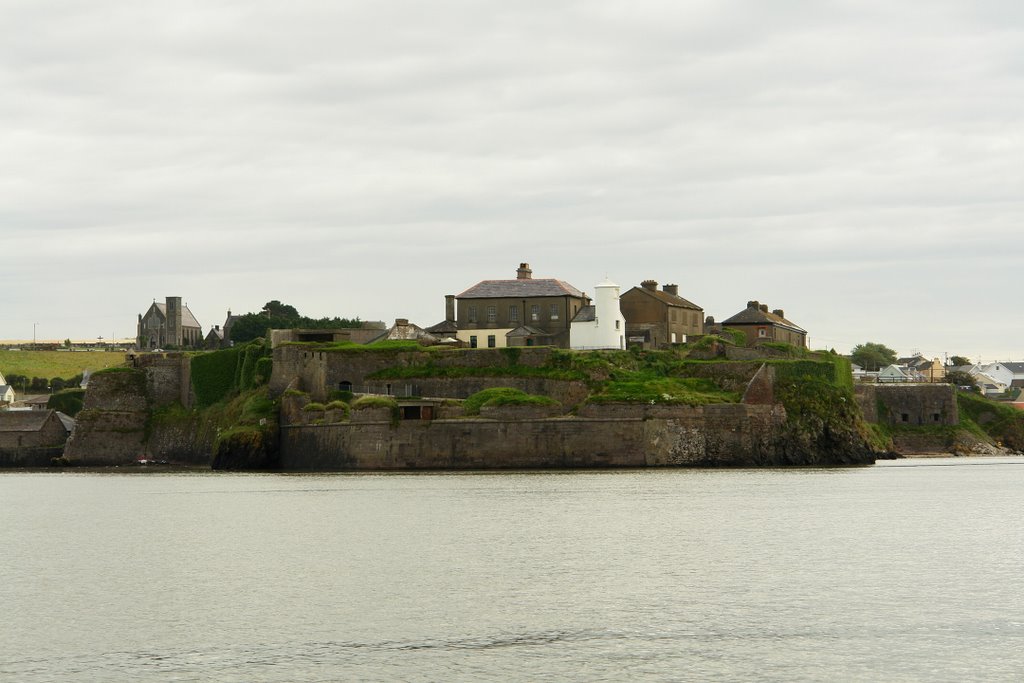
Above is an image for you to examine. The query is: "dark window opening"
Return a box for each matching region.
[487,335,496,348]
[339,381,352,391]
[933,413,941,422]
[901,413,909,422]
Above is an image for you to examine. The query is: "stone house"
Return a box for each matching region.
[719,301,807,348]
[137,297,203,349]
[439,263,590,349]
[619,280,704,349]
[0,409,73,465]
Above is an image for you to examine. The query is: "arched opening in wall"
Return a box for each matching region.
[339,381,353,392]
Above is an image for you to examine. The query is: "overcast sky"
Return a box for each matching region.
[2,1,1022,362]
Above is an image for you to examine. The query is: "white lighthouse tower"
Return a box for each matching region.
[570,278,626,350]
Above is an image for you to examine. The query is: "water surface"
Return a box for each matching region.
[3,458,1023,681]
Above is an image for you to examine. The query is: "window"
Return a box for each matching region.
[901,413,909,422]
[470,335,478,348]
[615,320,620,330]
[487,335,496,348]
[468,306,477,323]
[531,305,540,322]
[757,327,767,338]
[487,306,496,323]
[550,304,559,320]
[509,305,519,322]
[671,309,677,322]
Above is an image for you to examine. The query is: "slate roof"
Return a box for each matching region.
[628,287,703,311]
[1000,362,1024,374]
[721,306,806,333]
[571,305,596,323]
[150,302,202,329]
[0,410,57,432]
[506,325,549,337]
[55,412,76,432]
[425,320,459,335]
[457,279,585,299]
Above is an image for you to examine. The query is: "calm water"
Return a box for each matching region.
[3,458,1024,682]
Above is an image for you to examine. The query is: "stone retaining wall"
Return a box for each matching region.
[280,403,789,470]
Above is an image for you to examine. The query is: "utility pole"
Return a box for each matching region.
[33,322,38,345]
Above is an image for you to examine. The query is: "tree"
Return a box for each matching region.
[949,355,972,367]
[850,342,897,371]
[946,371,978,391]
[228,301,362,343]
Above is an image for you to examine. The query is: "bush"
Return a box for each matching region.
[47,388,85,417]
[463,388,558,415]
[327,389,354,403]
[352,396,399,410]
[302,402,326,412]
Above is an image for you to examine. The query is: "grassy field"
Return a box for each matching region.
[0,349,128,380]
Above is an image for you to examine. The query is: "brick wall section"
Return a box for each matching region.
[280,403,789,470]
[479,404,562,420]
[855,384,958,426]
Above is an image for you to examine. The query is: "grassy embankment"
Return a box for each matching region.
[0,349,125,382]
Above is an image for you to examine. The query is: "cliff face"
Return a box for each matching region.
[63,358,214,465]
[63,369,149,464]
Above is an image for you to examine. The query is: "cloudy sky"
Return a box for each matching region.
[2,1,1022,361]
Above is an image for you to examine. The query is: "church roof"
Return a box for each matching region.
[154,303,202,329]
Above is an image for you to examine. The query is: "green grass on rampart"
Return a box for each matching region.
[957,391,1024,450]
[463,388,559,415]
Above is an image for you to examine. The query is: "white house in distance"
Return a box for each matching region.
[570,278,626,350]
[0,370,14,405]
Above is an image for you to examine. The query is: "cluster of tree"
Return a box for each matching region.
[5,374,83,393]
[849,342,897,371]
[229,300,362,344]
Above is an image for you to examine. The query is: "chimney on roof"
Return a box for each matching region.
[747,300,759,309]
[395,318,409,327]
[663,284,679,296]
[445,295,455,323]
[517,263,532,279]
[772,309,785,319]
[642,279,658,291]
[760,304,768,313]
